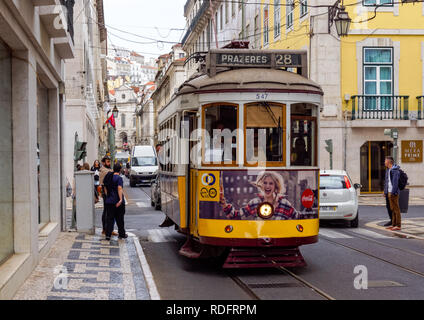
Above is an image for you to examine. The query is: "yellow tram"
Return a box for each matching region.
[157,49,323,268]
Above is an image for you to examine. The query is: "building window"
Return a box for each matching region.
[225,0,229,24]
[121,113,126,128]
[363,48,393,110]
[300,0,308,17]
[286,0,294,29]
[220,5,223,30]
[254,15,260,49]
[0,39,13,265]
[274,0,281,38]
[363,0,393,6]
[264,6,269,45]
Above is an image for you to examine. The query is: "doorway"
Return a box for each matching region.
[360,141,393,193]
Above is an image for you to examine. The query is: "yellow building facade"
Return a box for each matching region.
[260,0,424,196]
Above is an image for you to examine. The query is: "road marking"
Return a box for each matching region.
[136,202,150,208]
[319,228,353,239]
[147,229,176,243]
[349,228,392,239]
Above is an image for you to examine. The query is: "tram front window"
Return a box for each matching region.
[290,103,317,167]
[245,102,285,166]
[203,104,238,164]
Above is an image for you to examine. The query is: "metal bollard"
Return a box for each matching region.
[75,170,95,234]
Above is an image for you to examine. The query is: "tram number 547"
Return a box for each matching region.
[256,93,268,100]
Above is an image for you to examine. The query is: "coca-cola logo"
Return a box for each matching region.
[301,189,314,209]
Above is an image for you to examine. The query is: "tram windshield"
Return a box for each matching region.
[245,102,285,166]
[290,103,317,167]
[203,104,238,164]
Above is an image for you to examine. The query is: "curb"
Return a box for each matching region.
[365,219,424,240]
[128,232,161,300]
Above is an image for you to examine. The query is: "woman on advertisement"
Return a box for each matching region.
[219,171,301,220]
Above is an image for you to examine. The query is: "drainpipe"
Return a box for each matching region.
[242,1,246,39]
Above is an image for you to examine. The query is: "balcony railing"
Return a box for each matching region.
[181,0,210,45]
[351,95,409,120]
[417,96,424,120]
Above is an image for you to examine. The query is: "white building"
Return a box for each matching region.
[64,0,108,187]
[182,0,260,77]
[0,0,74,299]
[136,82,156,145]
[150,44,186,145]
[110,85,139,150]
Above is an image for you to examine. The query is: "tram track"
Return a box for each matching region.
[341,229,424,258]
[228,264,335,301]
[139,186,152,200]
[320,236,424,279]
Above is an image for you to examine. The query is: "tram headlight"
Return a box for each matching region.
[258,202,274,219]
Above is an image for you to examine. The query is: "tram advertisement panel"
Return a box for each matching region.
[199,170,318,220]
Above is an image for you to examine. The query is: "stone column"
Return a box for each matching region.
[12,50,38,256]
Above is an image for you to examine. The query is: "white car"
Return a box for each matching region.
[319,170,361,228]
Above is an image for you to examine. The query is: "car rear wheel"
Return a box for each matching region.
[350,211,359,228]
[130,178,136,188]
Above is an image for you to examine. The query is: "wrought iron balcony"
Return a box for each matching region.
[351,95,409,120]
[181,0,210,45]
[417,96,424,120]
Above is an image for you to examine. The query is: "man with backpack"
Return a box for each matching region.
[384,156,406,231]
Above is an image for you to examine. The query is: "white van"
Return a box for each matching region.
[129,145,158,187]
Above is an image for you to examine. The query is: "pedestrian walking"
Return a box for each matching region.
[384,156,401,231]
[99,156,117,236]
[91,160,101,203]
[103,163,128,240]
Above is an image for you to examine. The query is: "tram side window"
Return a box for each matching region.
[245,102,285,165]
[203,104,238,164]
[290,103,317,167]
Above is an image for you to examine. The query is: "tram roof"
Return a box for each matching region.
[176,68,324,96]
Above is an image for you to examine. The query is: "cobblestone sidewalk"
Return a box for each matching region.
[13,231,151,300]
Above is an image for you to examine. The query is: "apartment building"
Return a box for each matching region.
[182,0,424,196]
[0,0,74,299]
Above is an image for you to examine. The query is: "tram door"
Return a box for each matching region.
[185,112,198,234]
[360,141,393,193]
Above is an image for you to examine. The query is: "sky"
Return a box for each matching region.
[103,0,188,60]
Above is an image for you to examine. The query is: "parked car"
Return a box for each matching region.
[319,170,361,228]
[129,145,158,187]
[150,177,161,210]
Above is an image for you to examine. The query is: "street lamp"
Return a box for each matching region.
[112,104,119,119]
[334,6,351,37]
[328,1,351,37]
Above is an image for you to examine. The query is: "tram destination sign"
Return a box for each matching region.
[207,49,307,77]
